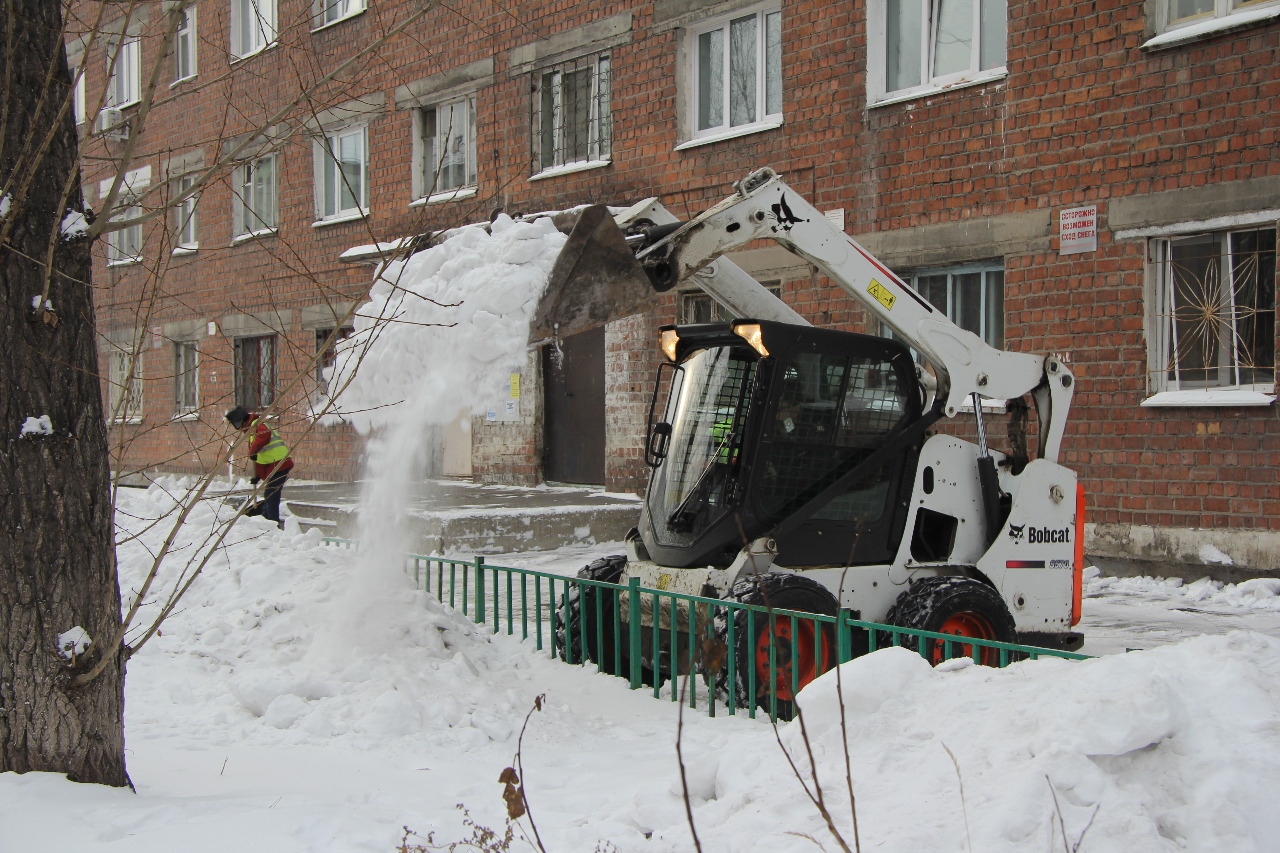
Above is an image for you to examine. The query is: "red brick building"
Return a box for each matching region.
[69,0,1279,573]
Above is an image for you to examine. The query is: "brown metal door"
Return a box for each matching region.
[543,326,605,484]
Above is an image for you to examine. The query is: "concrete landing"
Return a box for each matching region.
[282,479,642,556]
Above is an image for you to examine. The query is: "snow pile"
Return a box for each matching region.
[111,481,523,749]
[324,214,565,434]
[668,637,1280,851]
[3,486,1280,851]
[1089,569,1280,612]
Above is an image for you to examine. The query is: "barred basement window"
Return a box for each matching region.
[1148,227,1276,392]
[532,54,611,173]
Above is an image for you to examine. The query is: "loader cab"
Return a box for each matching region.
[639,320,924,569]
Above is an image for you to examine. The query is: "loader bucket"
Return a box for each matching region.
[531,205,660,341]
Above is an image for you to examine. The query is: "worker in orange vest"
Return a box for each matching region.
[226,406,294,527]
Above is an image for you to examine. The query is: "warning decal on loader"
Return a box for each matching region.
[868,279,896,311]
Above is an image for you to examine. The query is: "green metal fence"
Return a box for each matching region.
[324,538,1089,723]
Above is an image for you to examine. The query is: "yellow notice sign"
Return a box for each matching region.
[509,373,521,399]
[868,279,896,311]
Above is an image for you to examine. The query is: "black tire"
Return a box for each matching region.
[554,555,628,673]
[884,576,1017,666]
[707,572,841,720]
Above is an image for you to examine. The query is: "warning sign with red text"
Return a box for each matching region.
[1059,206,1097,255]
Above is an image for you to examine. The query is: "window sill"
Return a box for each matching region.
[311,7,366,33]
[312,210,368,228]
[410,186,478,207]
[109,417,143,426]
[230,42,278,64]
[1142,5,1280,50]
[529,159,611,181]
[171,412,200,422]
[675,117,784,151]
[172,245,198,256]
[169,74,196,89]
[232,229,277,245]
[1141,387,1276,407]
[868,68,1007,109]
[107,258,142,268]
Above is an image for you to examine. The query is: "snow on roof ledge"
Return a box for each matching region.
[339,237,414,264]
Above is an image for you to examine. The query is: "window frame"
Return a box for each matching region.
[866,0,1008,107]
[1145,226,1276,399]
[313,0,366,30]
[1151,0,1280,41]
[106,205,144,266]
[680,282,782,324]
[232,154,278,239]
[416,95,478,202]
[314,124,369,223]
[234,334,277,409]
[174,340,199,415]
[173,6,197,83]
[107,33,141,109]
[531,53,612,176]
[685,3,783,145]
[883,262,1006,351]
[107,346,144,423]
[231,0,277,60]
[173,173,199,252]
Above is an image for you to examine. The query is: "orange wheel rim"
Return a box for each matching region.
[934,612,997,666]
[755,617,830,701]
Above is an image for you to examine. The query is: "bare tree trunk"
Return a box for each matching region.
[0,1,128,785]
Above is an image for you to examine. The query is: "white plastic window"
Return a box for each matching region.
[316,0,366,28]
[691,6,781,139]
[174,174,198,250]
[316,126,368,220]
[108,35,141,108]
[234,155,277,237]
[232,0,276,58]
[107,207,143,266]
[174,341,199,413]
[869,0,1006,104]
[107,348,144,421]
[174,7,197,81]
[421,97,477,197]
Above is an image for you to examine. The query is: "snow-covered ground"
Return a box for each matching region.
[4,483,1280,852]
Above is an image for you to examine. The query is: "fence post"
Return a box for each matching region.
[628,576,642,690]
[474,556,486,627]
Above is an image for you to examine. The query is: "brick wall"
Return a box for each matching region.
[71,1,1280,566]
